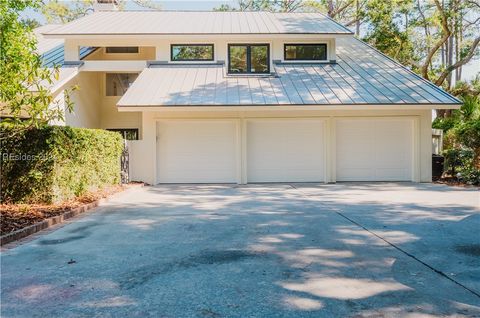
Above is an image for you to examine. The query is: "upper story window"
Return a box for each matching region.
[171,44,214,61]
[228,44,270,74]
[105,47,139,54]
[284,44,327,61]
[106,73,138,96]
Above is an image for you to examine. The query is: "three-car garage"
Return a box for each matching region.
[155,117,416,184]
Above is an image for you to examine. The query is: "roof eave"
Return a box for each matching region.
[116,103,462,112]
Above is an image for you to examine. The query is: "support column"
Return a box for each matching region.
[64,40,79,61]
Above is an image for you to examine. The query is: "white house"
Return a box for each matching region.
[39,9,461,185]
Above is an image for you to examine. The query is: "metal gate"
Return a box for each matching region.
[120,140,129,184]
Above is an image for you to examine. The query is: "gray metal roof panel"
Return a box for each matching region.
[44,11,353,35]
[40,45,96,68]
[117,37,460,107]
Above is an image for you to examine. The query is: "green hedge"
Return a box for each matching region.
[0,126,123,204]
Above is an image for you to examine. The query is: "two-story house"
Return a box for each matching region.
[39,8,461,185]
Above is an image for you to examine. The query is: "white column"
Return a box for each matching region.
[419,110,433,182]
[64,40,79,61]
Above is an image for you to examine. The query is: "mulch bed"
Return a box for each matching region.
[0,185,126,236]
[434,177,479,188]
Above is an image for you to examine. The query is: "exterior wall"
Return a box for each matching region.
[130,108,432,185]
[54,72,141,132]
[64,72,101,128]
[97,73,142,131]
[64,36,337,68]
[127,139,151,182]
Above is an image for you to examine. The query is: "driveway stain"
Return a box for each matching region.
[38,234,88,245]
[67,222,100,234]
[198,308,222,317]
[455,244,480,256]
[119,249,268,290]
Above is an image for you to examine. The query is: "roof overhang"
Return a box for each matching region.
[117,104,461,112]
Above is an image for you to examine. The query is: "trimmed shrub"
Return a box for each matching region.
[455,120,480,168]
[0,126,123,204]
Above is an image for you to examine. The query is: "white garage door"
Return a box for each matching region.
[336,118,414,181]
[247,119,325,182]
[156,120,237,183]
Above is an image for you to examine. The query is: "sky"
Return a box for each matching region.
[21,0,479,82]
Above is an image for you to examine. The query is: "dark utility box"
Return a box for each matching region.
[432,154,444,180]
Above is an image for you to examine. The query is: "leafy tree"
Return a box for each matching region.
[362,0,415,64]
[42,0,161,24]
[408,0,480,89]
[41,0,95,24]
[21,18,41,29]
[214,0,305,12]
[0,0,74,130]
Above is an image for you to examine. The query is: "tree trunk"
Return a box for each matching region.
[355,0,360,36]
[327,0,334,17]
[455,6,463,82]
[447,33,454,89]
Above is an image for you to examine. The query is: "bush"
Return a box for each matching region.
[442,148,479,185]
[458,167,480,185]
[455,120,480,166]
[443,148,474,175]
[0,126,123,204]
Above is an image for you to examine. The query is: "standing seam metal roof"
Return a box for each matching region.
[43,11,353,35]
[117,37,460,107]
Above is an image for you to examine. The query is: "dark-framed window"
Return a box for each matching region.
[284,44,327,61]
[105,73,139,96]
[106,47,139,54]
[106,128,139,140]
[171,44,214,61]
[228,44,270,74]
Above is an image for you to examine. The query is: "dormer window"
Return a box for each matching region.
[228,44,270,74]
[106,47,139,54]
[284,44,327,61]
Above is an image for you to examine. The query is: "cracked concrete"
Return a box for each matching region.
[1,183,479,317]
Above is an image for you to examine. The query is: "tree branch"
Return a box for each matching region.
[420,0,451,79]
[435,36,480,86]
[330,0,355,18]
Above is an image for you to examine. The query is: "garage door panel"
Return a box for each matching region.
[157,121,237,183]
[336,118,413,181]
[247,120,325,182]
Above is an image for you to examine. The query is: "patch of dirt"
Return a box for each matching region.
[0,185,129,236]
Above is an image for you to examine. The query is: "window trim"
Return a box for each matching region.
[284,43,328,61]
[105,47,139,54]
[170,44,215,62]
[106,128,139,140]
[228,43,270,74]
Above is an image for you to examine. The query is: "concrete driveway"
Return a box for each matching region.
[1,183,479,317]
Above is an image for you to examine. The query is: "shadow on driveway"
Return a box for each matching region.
[1,183,479,317]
